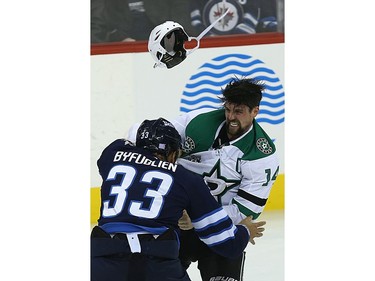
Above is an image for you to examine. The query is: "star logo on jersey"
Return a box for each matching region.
[183,136,196,153]
[202,160,240,195]
[256,138,273,154]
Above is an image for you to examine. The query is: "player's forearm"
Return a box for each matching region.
[222,204,245,224]
[198,223,250,259]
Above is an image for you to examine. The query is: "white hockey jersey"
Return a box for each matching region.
[172,108,279,224]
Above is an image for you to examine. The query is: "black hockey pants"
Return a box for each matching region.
[91,226,191,281]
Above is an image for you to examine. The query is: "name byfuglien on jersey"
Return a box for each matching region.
[113,151,177,172]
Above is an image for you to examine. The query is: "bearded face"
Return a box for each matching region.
[226,119,246,139]
[224,103,258,140]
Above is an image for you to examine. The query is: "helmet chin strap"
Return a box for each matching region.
[186,6,231,56]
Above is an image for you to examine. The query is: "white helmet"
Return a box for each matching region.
[148,10,231,69]
[148,21,189,69]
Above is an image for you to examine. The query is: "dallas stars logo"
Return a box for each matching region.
[256,138,273,154]
[183,136,195,153]
[202,159,240,198]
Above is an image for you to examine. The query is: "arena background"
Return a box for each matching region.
[90,33,284,223]
[4,1,373,281]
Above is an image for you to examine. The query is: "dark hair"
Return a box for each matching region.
[219,77,265,110]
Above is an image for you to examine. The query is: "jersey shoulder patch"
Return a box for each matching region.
[235,121,276,160]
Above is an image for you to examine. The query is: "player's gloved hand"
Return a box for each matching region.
[239,216,266,245]
[178,209,194,230]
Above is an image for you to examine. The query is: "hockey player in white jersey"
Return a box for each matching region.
[175,77,279,281]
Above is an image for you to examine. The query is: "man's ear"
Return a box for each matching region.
[252,106,259,116]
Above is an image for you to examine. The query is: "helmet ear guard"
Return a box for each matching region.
[148,8,230,69]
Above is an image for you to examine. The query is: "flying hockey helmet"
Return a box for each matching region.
[136,118,182,156]
[148,21,189,69]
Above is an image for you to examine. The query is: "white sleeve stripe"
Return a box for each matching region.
[192,208,229,230]
[199,225,237,246]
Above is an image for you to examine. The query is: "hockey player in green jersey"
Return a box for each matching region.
[174,77,280,281]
